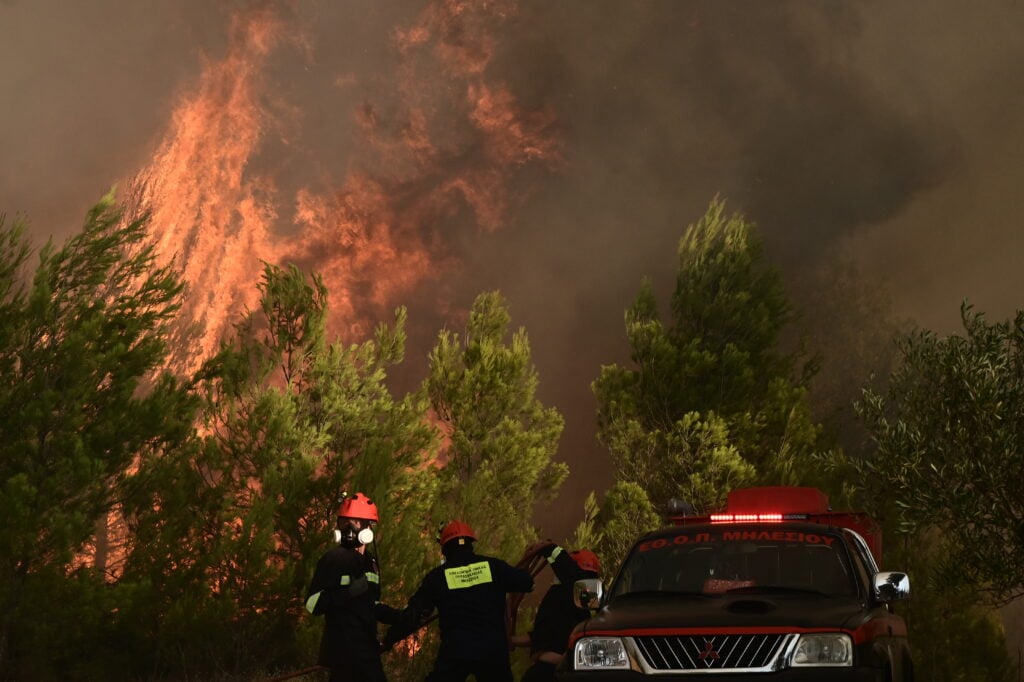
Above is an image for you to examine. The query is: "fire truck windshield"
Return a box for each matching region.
[611,529,857,599]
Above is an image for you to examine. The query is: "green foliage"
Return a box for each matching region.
[578,198,834,582]
[122,263,441,678]
[2,567,141,681]
[0,194,196,675]
[886,531,1016,682]
[16,189,1019,680]
[570,482,662,578]
[425,290,567,560]
[599,411,755,516]
[855,303,1024,604]
[593,198,823,517]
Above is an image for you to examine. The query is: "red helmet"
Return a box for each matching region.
[571,549,602,575]
[337,492,378,522]
[438,520,476,546]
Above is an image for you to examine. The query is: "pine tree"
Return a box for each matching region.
[0,194,196,677]
[425,290,567,560]
[594,197,821,507]
[121,263,440,677]
[581,198,825,574]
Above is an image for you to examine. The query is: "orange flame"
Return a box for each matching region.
[127,7,287,366]
[127,0,561,371]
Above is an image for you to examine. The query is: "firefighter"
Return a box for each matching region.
[513,543,602,682]
[383,520,535,682]
[305,492,397,682]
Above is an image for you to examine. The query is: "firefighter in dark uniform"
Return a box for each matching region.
[305,492,397,682]
[384,520,535,682]
[513,543,602,682]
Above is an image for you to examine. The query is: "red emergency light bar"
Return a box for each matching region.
[669,487,884,565]
[710,513,792,523]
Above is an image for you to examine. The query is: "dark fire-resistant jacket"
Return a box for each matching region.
[387,546,534,663]
[306,545,395,668]
[530,544,599,656]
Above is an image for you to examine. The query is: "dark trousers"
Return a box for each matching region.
[520,660,557,682]
[425,657,513,682]
[327,657,387,682]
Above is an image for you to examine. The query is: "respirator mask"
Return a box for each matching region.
[335,519,375,547]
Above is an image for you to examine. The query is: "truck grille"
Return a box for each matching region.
[633,634,790,672]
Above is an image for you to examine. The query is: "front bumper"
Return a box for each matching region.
[556,669,887,681]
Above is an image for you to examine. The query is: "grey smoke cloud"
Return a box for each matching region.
[455,0,1024,523]
[2,0,1022,537]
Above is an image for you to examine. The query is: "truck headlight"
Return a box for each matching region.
[574,637,630,670]
[791,633,853,666]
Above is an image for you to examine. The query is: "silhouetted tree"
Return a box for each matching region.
[0,194,197,678]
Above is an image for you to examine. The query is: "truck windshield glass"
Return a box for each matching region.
[611,529,857,598]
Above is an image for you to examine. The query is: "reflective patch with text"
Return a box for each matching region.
[444,561,493,589]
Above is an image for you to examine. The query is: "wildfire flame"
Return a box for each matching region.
[125,0,561,372]
[127,7,286,367]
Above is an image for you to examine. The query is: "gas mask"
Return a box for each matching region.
[335,518,375,548]
[358,527,375,545]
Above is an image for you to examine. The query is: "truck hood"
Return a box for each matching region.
[578,591,869,635]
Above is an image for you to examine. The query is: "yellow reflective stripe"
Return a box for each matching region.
[547,546,564,564]
[305,591,321,614]
[366,572,380,584]
[444,561,493,589]
[339,575,351,586]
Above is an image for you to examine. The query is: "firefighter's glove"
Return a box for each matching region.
[374,601,402,625]
[525,539,559,559]
[539,541,559,559]
[382,626,402,652]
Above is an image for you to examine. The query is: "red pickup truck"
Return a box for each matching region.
[559,487,913,681]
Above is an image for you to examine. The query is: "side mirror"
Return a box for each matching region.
[573,578,604,610]
[873,571,910,603]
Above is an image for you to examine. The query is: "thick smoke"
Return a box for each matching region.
[2,0,1023,538]
[453,0,1024,526]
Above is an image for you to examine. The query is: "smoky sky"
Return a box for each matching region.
[2,0,1023,539]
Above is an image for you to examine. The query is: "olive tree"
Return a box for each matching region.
[856,303,1024,604]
